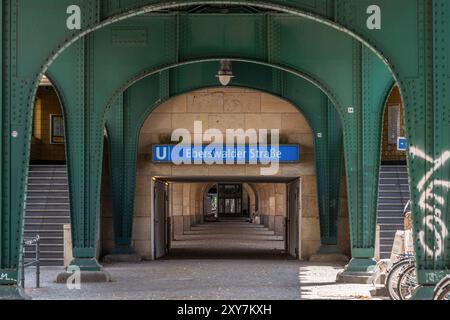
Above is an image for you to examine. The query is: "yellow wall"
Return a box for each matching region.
[31,86,65,162]
[381,86,406,162]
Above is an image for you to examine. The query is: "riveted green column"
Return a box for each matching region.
[401,0,450,299]
[65,36,104,272]
[313,99,344,255]
[104,94,142,258]
[338,43,393,278]
[104,74,162,259]
[0,1,34,299]
[47,37,108,279]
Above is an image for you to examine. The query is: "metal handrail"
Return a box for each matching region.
[21,235,41,289]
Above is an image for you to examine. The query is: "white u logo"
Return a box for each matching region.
[156,147,167,160]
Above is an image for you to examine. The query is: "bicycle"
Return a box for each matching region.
[397,264,418,300]
[385,253,415,300]
[433,275,450,300]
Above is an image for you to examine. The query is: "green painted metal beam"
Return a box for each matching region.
[400,0,450,296]
[343,43,393,272]
[315,99,344,246]
[1,8,395,288]
[3,1,450,299]
[47,37,104,271]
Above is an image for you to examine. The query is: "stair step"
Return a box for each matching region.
[378,197,410,203]
[24,243,63,249]
[379,166,408,172]
[23,236,64,242]
[378,204,407,209]
[25,218,70,225]
[26,199,69,205]
[27,184,68,190]
[379,172,409,178]
[175,234,284,241]
[28,172,67,178]
[25,211,70,218]
[379,191,410,196]
[27,202,69,211]
[377,165,410,261]
[26,191,69,197]
[24,165,69,267]
[184,229,275,235]
[24,252,63,259]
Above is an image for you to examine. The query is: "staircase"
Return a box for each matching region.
[377,164,410,259]
[24,164,70,266]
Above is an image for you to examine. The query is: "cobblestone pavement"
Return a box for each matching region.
[24,259,381,300]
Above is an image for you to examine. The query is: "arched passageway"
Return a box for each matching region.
[100,87,350,261]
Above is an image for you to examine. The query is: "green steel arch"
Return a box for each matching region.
[0,4,400,290]
[1,1,449,299]
[103,60,344,256]
[43,11,393,275]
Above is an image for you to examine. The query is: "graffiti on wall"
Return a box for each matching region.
[410,147,449,258]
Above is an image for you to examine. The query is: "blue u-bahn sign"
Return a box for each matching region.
[152,144,300,164]
[397,137,407,151]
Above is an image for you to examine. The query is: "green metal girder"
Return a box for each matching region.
[402,0,450,287]
[2,1,450,292]
[344,43,393,258]
[315,100,343,245]
[1,7,394,285]
[105,60,344,251]
[46,36,104,267]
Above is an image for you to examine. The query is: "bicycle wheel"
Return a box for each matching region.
[397,264,418,300]
[433,279,450,300]
[435,286,450,300]
[386,259,414,300]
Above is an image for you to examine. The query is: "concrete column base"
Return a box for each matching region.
[335,258,377,284]
[68,258,103,271]
[411,285,435,300]
[56,270,112,284]
[0,285,30,300]
[309,245,349,263]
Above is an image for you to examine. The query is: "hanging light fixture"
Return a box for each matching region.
[216,60,234,86]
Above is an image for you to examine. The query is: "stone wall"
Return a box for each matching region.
[255,183,286,236]
[100,87,350,260]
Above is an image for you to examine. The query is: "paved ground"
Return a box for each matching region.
[169,219,286,259]
[24,260,378,300]
[23,220,380,300]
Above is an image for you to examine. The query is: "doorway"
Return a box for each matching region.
[153,179,168,259]
[218,184,243,218]
[288,178,301,259]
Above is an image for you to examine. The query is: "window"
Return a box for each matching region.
[50,114,64,144]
